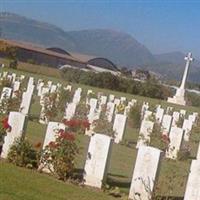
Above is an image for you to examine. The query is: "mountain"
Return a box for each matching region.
[151,52,200,82]
[0,12,155,67]
[66,29,156,66]
[0,12,200,82]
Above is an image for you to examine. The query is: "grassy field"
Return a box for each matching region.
[0,64,200,199]
[0,162,115,200]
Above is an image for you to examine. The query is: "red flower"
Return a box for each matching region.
[81,120,90,129]
[58,129,65,134]
[48,141,58,148]
[59,132,75,141]
[161,134,170,143]
[2,117,11,131]
[63,119,81,128]
[34,142,42,148]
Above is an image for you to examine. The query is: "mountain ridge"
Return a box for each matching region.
[0,12,200,82]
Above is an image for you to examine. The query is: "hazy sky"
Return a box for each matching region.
[1,0,200,59]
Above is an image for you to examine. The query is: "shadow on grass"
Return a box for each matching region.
[107,176,131,188]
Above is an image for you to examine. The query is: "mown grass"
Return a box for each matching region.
[0,63,200,199]
[0,162,115,200]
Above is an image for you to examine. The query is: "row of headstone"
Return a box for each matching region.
[39,123,162,199]
[136,103,198,161]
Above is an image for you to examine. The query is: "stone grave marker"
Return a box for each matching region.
[184,159,200,200]
[12,81,21,98]
[161,114,173,135]
[1,112,26,158]
[0,87,12,101]
[182,119,193,141]
[129,146,162,200]
[39,122,65,173]
[64,102,77,120]
[166,127,184,159]
[106,102,115,122]
[136,120,154,148]
[113,114,127,143]
[172,111,180,127]
[155,107,164,123]
[84,133,113,188]
[72,88,82,105]
[20,85,34,115]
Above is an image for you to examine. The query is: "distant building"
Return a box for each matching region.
[132,69,151,81]
[0,39,120,75]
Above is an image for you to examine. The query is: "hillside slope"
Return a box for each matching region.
[0,12,200,82]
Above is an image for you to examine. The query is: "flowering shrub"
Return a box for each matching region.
[0,116,11,145]
[40,129,79,181]
[0,89,22,114]
[150,123,169,151]
[42,92,58,121]
[7,137,38,169]
[62,119,90,134]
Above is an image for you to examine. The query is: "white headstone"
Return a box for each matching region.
[136,120,154,148]
[88,98,98,123]
[0,87,12,100]
[188,114,196,124]
[114,98,120,106]
[172,111,180,127]
[155,107,164,123]
[113,114,127,143]
[166,127,184,159]
[64,102,77,120]
[84,134,113,188]
[106,102,115,122]
[184,160,200,200]
[50,85,57,93]
[100,96,107,105]
[1,112,26,158]
[182,119,193,141]
[143,110,153,121]
[40,87,50,105]
[20,85,34,115]
[12,81,21,98]
[180,109,186,116]
[161,114,173,135]
[72,88,82,105]
[129,146,162,200]
[40,122,65,173]
[37,81,44,96]
[66,85,72,91]
[109,94,115,102]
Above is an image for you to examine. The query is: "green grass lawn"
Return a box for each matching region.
[0,162,115,200]
[1,66,200,199]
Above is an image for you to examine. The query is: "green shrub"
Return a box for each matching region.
[129,104,141,128]
[7,138,38,169]
[61,68,171,100]
[40,130,79,181]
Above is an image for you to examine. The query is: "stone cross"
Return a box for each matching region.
[180,52,193,90]
[167,52,193,105]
